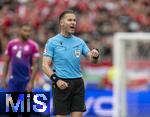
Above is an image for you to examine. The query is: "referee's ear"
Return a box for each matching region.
[59,19,64,27]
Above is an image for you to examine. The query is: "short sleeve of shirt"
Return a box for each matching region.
[43,39,54,58]
[32,42,40,58]
[82,40,90,56]
[5,41,12,57]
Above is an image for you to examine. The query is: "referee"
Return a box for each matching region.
[42,10,99,117]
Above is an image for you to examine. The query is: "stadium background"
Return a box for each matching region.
[0,0,150,117]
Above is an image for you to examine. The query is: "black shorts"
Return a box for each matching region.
[52,78,86,115]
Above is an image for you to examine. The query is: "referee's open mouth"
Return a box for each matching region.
[70,25,75,31]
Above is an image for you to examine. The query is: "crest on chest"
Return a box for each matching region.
[75,49,80,58]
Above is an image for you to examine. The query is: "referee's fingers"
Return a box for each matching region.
[64,82,69,87]
[57,80,69,89]
[61,82,68,89]
[61,83,67,88]
[60,85,67,90]
[60,85,65,89]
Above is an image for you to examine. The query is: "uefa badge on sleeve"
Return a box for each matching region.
[75,49,80,58]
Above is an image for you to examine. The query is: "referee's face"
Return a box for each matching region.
[60,13,76,36]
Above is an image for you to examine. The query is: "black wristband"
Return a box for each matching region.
[92,48,99,59]
[50,74,59,83]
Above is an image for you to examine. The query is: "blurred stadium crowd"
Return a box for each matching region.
[0,0,150,59]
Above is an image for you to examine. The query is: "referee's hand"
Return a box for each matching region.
[56,79,69,90]
[91,48,99,59]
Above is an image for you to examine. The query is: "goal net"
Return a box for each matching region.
[113,32,150,117]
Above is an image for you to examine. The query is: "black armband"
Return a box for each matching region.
[50,74,59,83]
[92,48,99,59]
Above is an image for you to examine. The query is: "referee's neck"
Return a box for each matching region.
[60,32,72,38]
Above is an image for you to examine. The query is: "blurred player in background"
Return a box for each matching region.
[1,24,40,116]
[42,10,99,117]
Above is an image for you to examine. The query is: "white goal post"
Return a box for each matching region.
[113,32,150,117]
